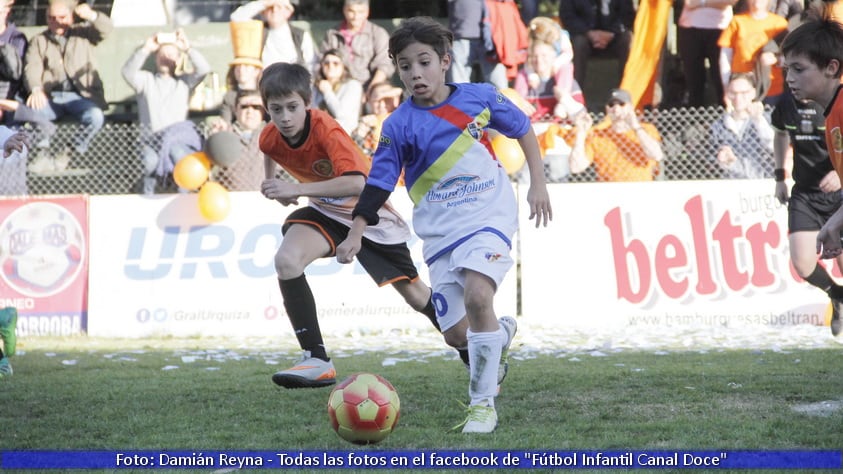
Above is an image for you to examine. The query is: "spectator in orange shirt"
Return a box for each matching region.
[718,0,788,106]
[568,88,664,181]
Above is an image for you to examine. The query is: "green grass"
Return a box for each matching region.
[0,338,841,473]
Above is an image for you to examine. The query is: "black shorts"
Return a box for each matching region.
[788,190,843,233]
[282,207,420,287]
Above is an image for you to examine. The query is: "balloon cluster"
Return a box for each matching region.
[172,131,243,222]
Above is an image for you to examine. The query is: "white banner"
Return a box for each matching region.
[88,191,517,338]
[519,180,832,329]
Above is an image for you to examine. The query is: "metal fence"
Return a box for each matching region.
[0,104,756,197]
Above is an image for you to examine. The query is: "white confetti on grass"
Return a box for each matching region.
[791,400,843,417]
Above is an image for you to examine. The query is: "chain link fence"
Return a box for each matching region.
[0,104,764,197]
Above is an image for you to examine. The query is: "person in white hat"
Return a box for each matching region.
[230,0,317,72]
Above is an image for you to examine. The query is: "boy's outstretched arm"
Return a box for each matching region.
[337,183,393,263]
[337,216,367,263]
[260,174,365,206]
[518,127,553,228]
[817,206,843,259]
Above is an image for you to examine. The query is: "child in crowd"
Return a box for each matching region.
[256,62,469,388]
[350,81,403,159]
[709,72,775,179]
[337,17,552,433]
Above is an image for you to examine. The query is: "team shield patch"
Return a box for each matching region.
[833,127,843,153]
[312,158,334,177]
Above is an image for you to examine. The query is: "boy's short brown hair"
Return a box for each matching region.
[781,18,843,77]
[259,62,313,106]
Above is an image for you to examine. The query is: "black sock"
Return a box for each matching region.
[0,348,4,359]
[805,265,843,298]
[420,296,469,364]
[457,346,470,366]
[420,298,441,331]
[279,275,328,361]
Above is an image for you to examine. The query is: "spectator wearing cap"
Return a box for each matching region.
[210,89,286,191]
[567,88,664,181]
[230,0,317,72]
[217,19,265,127]
[320,0,393,97]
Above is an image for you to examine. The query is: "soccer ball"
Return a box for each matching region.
[327,373,400,445]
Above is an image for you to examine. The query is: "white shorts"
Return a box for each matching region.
[428,232,514,332]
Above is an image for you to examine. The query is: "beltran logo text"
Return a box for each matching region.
[606,194,809,305]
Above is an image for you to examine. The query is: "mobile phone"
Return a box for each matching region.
[157,32,176,44]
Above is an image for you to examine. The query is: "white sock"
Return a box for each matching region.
[466,326,505,406]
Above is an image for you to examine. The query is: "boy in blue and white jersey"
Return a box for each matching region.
[337,17,552,433]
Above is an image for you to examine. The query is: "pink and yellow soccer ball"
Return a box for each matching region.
[327,373,400,445]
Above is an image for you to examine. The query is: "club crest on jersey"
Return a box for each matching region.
[312,158,334,177]
[485,252,502,262]
[467,120,484,140]
[833,127,843,153]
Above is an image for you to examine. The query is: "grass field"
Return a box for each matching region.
[0,334,841,473]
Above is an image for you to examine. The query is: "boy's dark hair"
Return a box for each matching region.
[388,17,453,64]
[259,62,313,105]
[781,18,843,78]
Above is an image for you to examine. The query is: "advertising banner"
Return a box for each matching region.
[0,195,89,336]
[519,180,832,329]
[87,191,518,338]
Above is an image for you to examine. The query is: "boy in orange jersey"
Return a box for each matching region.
[257,62,470,388]
[781,14,843,336]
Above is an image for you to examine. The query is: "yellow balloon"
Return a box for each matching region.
[173,152,210,191]
[198,181,231,222]
[491,134,526,175]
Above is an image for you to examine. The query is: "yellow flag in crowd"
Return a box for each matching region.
[620,0,673,109]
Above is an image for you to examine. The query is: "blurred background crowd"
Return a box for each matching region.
[0,0,824,194]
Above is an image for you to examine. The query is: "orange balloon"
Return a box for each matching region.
[491,134,526,175]
[198,181,231,222]
[193,151,212,170]
[173,152,210,191]
[500,87,533,113]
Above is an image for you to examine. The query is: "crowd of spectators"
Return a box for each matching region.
[0,0,809,190]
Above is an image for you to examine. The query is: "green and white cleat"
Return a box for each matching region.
[458,402,498,433]
[0,357,12,378]
[0,307,18,356]
[497,316,517,385]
